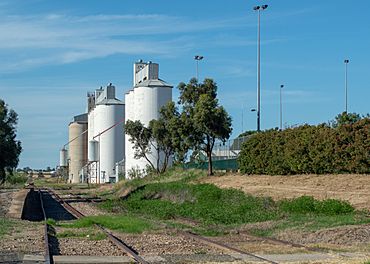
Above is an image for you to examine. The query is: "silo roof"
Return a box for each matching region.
[134,79,173,88]
[96,98,124,105]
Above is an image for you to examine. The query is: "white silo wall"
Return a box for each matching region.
[124,90,135,177]
[125,85,172,177]
[94,103,124,183]
[88,111,95,141]
[87,110,98,183]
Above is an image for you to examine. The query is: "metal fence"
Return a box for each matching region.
[211,135,252,160]
[184,135,253,171]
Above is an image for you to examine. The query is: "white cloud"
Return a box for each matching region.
[0,11,256,72]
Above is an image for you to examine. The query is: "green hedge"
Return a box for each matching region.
[238,117,370,175]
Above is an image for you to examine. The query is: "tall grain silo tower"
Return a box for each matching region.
[125,60,173,177]
[87,84,125,183]
[68,113,88,183]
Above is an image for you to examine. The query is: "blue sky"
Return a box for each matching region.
[0,0,369,169]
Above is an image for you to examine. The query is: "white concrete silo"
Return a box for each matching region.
[125,61,173,177]
[59,148,68,167]
[68,116,88,183]
[87,84,125,183]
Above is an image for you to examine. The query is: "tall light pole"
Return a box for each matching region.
[280,84,284,130]
[194,55,204,81]
[241,107,244,133]
[344,59,349,113]
[253,4,268,132]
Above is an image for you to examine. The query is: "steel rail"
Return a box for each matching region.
[175,216,325,254]
[238,231,325,253]
[38,190,52,264]
[45,188,148,264]
[180,231,279,264]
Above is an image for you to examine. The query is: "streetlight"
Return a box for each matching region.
[241,107,244,133]
[280,84,284,130]
[194,55,204,81]
[253,4,268,132]
[250,108,257,131]
[344,59,349,113]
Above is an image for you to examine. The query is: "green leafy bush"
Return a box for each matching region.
[279,196,354,215]
[238,114,370,175]
[5,172,27,185]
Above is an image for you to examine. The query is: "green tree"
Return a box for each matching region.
[333,112,361,127]
[125,120,155,172]
[125,102,187,174]
[156,101,189,164]
[178,78,232,176]
[0,99,22,184]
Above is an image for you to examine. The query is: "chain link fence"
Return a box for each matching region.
[212,135,252,161]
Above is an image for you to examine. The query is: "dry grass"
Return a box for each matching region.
[201,174,370,210]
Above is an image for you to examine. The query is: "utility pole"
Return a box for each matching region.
[253,4,268,132]
[344,59,349,113]
[280,84,284,130]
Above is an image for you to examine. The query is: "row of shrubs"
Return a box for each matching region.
[238,114,370,175]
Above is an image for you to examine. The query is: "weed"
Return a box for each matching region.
[0,218,13,239]
[57,230,106,240]
[46,218,57,226]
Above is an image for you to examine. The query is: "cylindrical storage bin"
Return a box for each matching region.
[88,140,99,162]
[59,148,68,167]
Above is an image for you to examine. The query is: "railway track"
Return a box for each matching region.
[174,216,328,254]
[38,189,51,264]
[44,188,282,264]
[40,188,350,264]
[38,188,149,264]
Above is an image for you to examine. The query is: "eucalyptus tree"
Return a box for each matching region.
[0,99,22,184]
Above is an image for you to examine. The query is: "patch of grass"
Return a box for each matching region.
[59,215,153,234]
[279,196,354,215]
[248,212,370,237]
[0,218,13,239]
[46,218,57,226]
[57,229,106,240]
[101,182,279,225]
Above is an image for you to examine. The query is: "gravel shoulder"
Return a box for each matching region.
[0,219,45,255]
[113,230,226,256]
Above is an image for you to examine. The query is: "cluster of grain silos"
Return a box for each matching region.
[59,60,172,183]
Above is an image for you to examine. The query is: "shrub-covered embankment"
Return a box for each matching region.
[238,116,370,175]
[98,181,369,235]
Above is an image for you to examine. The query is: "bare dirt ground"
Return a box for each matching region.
[201,174,370,210]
